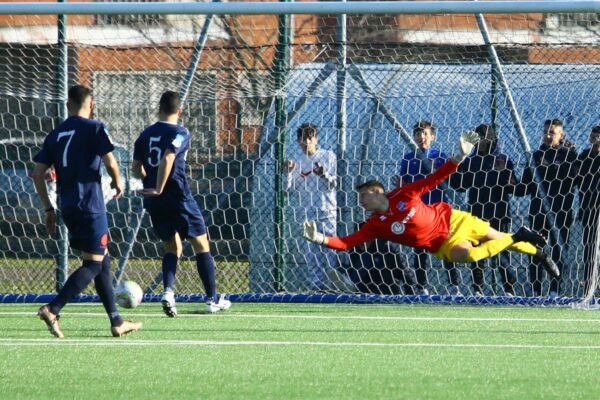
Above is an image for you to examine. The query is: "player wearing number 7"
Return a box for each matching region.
[303,131,560,279]
[32,85,142,338]
[132,91,230,316]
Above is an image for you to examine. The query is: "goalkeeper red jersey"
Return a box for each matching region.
[327,160,459,253]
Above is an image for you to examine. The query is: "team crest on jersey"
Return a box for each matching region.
[397,201,407,212]
[391,222,405,235]
[172,133,185,148]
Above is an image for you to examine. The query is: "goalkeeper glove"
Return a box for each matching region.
[452,130,480,163]
[303,220,326,245]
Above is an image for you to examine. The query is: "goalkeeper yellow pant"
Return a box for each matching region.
[434,210,537,262]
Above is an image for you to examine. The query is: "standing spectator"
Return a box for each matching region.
[575,125,600,296]
[520,119,578,298]
[283,123,339,291]
[395,121,462,295]
[449,124,518,296]
[341,223,419,295]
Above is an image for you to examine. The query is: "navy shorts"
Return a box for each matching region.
[149,200,207,241]
[61,210,109,255]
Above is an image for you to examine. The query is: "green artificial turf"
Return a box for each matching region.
[1,303,600,399]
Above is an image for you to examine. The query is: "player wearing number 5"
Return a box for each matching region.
[132,91,230,316]
[303,131,560,278]
[32,85,141,338]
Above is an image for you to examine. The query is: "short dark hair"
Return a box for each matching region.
[159,91,181,115]
[356,180,385,192]
[474,124,496,139]
[67,85,91,109]
[297,123,318,140]
[590,125,600,135]
[544,119,563,128]
[413,120,436,135]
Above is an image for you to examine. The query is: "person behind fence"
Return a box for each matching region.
[341,223,419,295]
[394,121,462,296]
[32,84,142,338]
[302,131,560,281]
[133,90,231,316]
[449,124,518,296]
[519,119,578,298]
[575,125,600,297]
[282,123,342,291]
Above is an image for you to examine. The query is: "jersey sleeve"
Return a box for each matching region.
[400,160,458,199]
[325,223,378,251]
[165,129,190,156]
[33,135,54,166]
[95,124,115,157]
[132,135,144,162]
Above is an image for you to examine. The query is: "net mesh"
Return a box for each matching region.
[0,6,599,303]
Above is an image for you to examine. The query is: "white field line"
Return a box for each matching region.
[2,311,600,323]
[1,338,600,349]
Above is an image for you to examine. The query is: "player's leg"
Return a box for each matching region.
[93,251,123,328]
[38,211,105,337]
[184,203,230,313]
[414,249,429,295]
[449,222,559,278]
[148,210,181,317]
[159,234,182,317]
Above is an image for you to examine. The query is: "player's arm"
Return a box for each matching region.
[303,220,377,251]
[32,162,57,235]
[102,152,123,200]
[141,149,175,197]
[131,159,146,180]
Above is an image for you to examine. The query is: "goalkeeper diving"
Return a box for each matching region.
[303,131,560,278]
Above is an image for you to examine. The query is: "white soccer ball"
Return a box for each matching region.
[115,280,143,309]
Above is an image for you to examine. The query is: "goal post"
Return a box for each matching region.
[0,1,599,306]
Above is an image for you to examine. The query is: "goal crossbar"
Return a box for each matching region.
[0,1,599,16]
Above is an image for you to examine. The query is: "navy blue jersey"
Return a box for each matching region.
[33,116,114,213]
[400,148,448,204]
[133,121,192,210]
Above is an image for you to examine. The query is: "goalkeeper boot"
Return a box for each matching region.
[161,290,177,318]
[111,320,143,337]
[205,294,231,313]
[37,304,64,339]
[533,250,560,279]
[513,226,547,248]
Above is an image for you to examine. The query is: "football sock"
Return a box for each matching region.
[49,259,103,315]
[195,252,217,302]
[507,241,537,256]
[94,254,123,327]
[162,252,178,292]
[464,234,515,263]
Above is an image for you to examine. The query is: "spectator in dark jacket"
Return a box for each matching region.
[520,119,578,298]
[450,124,518,296]
[575,125,600,297]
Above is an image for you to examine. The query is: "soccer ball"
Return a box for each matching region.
[115,280,143,309]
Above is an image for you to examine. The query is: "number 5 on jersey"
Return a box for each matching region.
[148,136,162,167]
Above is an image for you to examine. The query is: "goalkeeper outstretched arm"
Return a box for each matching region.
[303,221,377,251]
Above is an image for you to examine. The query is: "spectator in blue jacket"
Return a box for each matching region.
[449,124,518,296]
[394,121,462,295]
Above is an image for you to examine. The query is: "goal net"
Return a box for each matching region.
[0,1,599,305]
